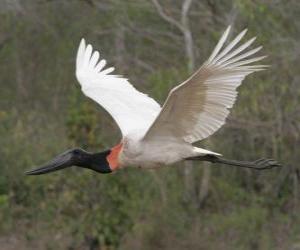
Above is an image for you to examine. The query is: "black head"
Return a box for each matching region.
[25,148,112,175]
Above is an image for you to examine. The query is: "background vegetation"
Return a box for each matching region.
[0,0,299,249]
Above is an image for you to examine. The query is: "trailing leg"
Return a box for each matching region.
[185,155,281,170]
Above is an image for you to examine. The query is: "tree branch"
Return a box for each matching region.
[181,0,195,72]
[151,0,184,32]
[181,0,193,25]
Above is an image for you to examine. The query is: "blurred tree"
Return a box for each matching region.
[0,0,299,249]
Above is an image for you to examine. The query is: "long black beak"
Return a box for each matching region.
[26,148,113,175]
[25,150,74,175]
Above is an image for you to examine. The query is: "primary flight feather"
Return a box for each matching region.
[26,26,280,176]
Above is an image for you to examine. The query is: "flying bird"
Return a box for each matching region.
[26,26,281,176]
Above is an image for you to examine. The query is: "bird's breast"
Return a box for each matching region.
[118,137,194,169]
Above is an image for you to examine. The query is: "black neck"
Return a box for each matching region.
[76,149,112,174]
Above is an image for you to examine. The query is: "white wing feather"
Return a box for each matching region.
[76,39,161,137]
[143,26,268,143]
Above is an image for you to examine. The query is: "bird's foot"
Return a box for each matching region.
[252,158,282,170]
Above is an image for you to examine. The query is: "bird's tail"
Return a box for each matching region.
[185,155,281,170]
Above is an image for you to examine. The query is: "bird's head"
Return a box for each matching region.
[25,145,122,175]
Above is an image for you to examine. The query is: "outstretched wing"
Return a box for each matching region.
[76,39,161,137]
[143,26,267,143]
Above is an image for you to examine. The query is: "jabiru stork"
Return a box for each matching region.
[26,26,281,175]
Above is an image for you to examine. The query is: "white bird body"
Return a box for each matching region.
[26,26,281,177]
[118,135,220,169]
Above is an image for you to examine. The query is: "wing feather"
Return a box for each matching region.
[143,27,267,143]
[76,39,161,137]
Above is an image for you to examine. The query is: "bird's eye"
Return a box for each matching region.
[73,149,81,155]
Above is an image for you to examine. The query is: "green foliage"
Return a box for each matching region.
[67,87,99,148]
[0,0,299,249]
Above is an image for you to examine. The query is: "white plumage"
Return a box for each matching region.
[143,26,266,144]
[75,26,267,168]
[76,39,161,137]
